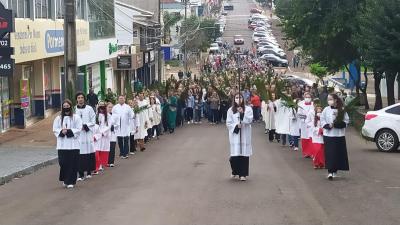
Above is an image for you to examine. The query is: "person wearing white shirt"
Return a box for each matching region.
[135,93,151,151]
[297,92,315,158]
[310,105,325,169]
[128,98,139,155]
[93,102,111,173]
[112,95,134,159]
[150,96,162,138]
[53,100,82,189]
[107,102,119,167]
[320,94,350,180]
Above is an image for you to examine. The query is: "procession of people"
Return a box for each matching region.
[53,44,351,188]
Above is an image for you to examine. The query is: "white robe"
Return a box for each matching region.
[112,103,134,137]
[130,111,139,136]
[53,115,82,150]
[274,99,291,135]
[151,104,162,126]
[93,114,111,152]
[297,101,315,139]
[320,106,349,137]
[226,106,254,157]
[135,100,151,140]
[108,113,119,142]
[75,105,96,154]
[311,116,324,144]
[289,109,300,136]
[261,100,276,130]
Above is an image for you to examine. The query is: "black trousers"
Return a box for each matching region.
[152,125,160,137]
[58,149,79,185]
[78,153,95,178]
[130,134,136,153]
[229,156,249,177]
[185,107,193,121]
[118,136,129,157]
[268,129,276,141]
[108,142,116,164]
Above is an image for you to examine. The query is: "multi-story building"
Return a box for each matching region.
[0,0,117,132]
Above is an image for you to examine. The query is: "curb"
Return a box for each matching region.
[0,157,58,185]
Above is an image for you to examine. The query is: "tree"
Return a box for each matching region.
[310,63,328,85]
[163,11,182,44]
[180,16,220,52]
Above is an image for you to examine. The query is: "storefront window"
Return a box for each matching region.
[9,0,31,18]
[88,0,115,40]
[35,0,51,19]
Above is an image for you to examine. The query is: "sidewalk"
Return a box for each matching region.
[0,114,58,185]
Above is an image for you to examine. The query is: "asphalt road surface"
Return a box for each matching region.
[1,1,400,225]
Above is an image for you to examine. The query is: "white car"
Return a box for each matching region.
[233,35,244,45]
[362,103,400,152]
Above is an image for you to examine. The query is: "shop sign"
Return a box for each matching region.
[109,43,118,55]
[117,55,132,69]
[20,79,30,108]
[0,4,13,37]
[45,30,64,53]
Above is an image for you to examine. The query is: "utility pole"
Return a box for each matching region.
[63,0,78,102]
[184,0,188,77]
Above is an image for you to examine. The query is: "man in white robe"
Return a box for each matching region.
[75,92,96,180]
[134,93,151,151]
[112,95,134,159]
[274,98,291,145]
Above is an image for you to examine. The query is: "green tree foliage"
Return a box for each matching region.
[180,16,220,52]
[310,63,328,85]
[163,11,182,44]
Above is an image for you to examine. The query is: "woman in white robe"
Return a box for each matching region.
[150,96,162,138]
[107,102,119,167]
[226,93,254,181]
[297,92,315,158]
[135,93,151,151]
[53,99,82,188]
[93,103,111,173]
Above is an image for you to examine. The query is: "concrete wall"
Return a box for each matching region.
[118,0,160,21]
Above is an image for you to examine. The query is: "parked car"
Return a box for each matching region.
[259,54,288,67]
[224,4,234,10]
[248,22,257,30]
[250,8,263,14]
[362,103,400,152]
[233,35,244,45]
[221,11,228,16]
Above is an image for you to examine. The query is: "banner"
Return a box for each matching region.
[20,79,30,108]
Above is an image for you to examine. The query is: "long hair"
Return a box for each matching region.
[330,93,344,112]
[96,105,108,126]
[232,93,245,114]
[314,106,322,127]
[61,99,73,126]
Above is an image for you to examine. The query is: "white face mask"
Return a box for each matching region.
[305,98,311,103]
[317,112,322,117]
[328,100,335,106]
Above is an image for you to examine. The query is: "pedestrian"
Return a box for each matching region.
[150,96,161,138]
[112,95,134,159]
[298,92,315,158]
[185,90,195,124]
[320,94,350,180]
[250,90,261,122]
[167,91,178,133]
[53,99,82,189]
[274,96,291,145]
[135,93,151,151]
[93,102,111,174]
[209,91,220,124]
[226,93,254,181]
[261,93,276,142]
[87,88,99,111]
[310,105,325,169]
[194,94,202,124]
[128,99,138,155]
[75,92,96,181]
[107,102,119,167]
[289,105,300,151]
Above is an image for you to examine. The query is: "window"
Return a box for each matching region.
[88,0,115,40]
[386,106,400,115]
[56,0,64,19]
[35,0,51,19]
[76,0,86,19]
[9,0,30,18]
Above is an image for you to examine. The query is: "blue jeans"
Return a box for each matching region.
[117,136,129,157]
[289,135,299,147]
[194,109,201,122]
[211,109,219,123]
[252,106,261,121]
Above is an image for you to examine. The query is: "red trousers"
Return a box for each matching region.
[312,143,325,167]
[95,151,109,171]
[301,138,313,157]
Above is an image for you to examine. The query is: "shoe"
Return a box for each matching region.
[140,148,146,152]
[92,171,99,175]
[230,174,239,179]
[99,166,104,171]
[86,175,92,179]
[332,173,339,178]
[240,177,247,181]
[62,182,67,187]
[327,173,333,180]
[294,147,299,151]
[77,177,84,182]
[188,121,191,124]
[129,152,136,155]
[191,120,194,124]
[66,185,74,189]
[109,164,115,167]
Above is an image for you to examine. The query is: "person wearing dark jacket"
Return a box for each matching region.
[87,88,99,111]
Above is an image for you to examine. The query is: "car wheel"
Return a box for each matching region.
[375,129,399,152]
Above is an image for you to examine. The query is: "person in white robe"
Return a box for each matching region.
[75,92,96,180]
[145,96,154,142]
[226,93,253,181]
[112,95,134,159]
[297,92,315,158]
[53,99,82,189]
[320,94,350,180]
[128,99,138,155]
[134,93,151,151]
[107,102,119,167]
[150,96,162,139]
[289,107,300,151]
[261,93,277,142]
[93,102,111,173]
[274,97,291,145]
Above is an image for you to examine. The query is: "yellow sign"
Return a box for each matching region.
[11,19,90,63]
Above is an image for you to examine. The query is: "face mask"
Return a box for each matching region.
[328,100,335,106]
[317,113,322,117]
[305,98,311,103]
[63,108,71,114]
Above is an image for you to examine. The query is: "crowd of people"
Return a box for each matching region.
[53,45,352,188]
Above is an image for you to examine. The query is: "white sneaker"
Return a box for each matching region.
[327,173,333,180]
[77,177,84,182]
[129,152,135,155]
[86,175,92,179]
[188,121,191,124]
[62,182,67,187]
[240,177,247,181]
[92,171,99,175]
[332,173,339,178]
[66,185,74,189]
[191,120,194,124]
[230,174,239,179]
[109,164,115,167]
[294,147,299,151]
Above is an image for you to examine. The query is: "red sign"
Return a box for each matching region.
[0,4,13,38]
